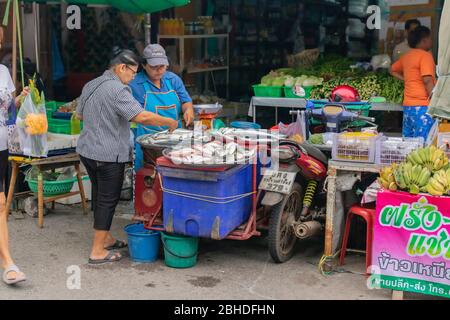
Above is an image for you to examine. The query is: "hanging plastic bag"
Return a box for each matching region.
[277,111,306,143]
[5,100,22,154]
[15,80,48,157]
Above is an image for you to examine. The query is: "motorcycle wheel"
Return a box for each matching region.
[268,182,303,263]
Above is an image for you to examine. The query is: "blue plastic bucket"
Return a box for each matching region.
[124,223,160,263]
[231,121,261,130]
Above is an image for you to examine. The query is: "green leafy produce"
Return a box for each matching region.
[309,134,324,145]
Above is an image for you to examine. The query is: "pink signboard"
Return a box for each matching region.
[372,190,450,298]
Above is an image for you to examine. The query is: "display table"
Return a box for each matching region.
[320,160,382,273]
[6,153,88,228]
[248,97,403,124]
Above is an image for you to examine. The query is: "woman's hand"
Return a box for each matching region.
[15,86,30,107]
[166,118,179,132]
[183,106,194,127]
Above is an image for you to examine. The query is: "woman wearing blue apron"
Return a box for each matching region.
[130,44,194,170]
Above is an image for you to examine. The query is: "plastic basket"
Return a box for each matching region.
[332,132,379,163]
[26,178,77,196]
[48,118,71,134]
[253,85,283,97]
[284,86,313,98]
[48,117,83,135]
[375,137,424,166]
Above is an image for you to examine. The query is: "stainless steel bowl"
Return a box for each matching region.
[193,103,223,115]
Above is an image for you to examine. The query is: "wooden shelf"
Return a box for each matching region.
[187,66,229,74]
[158,34,229,39]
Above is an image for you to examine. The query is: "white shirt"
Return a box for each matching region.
[0,64,16,151]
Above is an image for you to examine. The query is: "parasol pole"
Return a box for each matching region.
[14,0,24,87]
[144,13,151,45]
[34,1,40,73]
[12,1,17,86]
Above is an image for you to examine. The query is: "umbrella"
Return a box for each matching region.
[428,0,450,120]
[21,0,190,14]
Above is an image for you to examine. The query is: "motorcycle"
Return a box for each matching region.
[259,103,375,263]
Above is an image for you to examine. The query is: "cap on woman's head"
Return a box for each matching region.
[143,44,169,66]
[109,47,140,67]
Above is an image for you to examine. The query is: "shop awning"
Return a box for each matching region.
[21,0,190,14]
[428,0,450,120]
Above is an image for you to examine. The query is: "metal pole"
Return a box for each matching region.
[12,0,17,86]
[144,13,151,45]
[34,2,40,73]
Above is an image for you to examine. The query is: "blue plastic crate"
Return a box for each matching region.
[157,164,254,240]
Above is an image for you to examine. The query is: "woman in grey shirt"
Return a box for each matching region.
[76,49,177,264]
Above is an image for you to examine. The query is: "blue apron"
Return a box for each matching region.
[134,80,182,171]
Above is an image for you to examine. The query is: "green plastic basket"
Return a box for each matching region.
[26,178,77,196]
[253,85,284,97]
[284,86,313,98]
[48,118,71,134]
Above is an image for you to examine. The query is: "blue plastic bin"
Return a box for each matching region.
[157,164,254,240]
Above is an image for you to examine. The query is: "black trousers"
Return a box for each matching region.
[80,155,125,231]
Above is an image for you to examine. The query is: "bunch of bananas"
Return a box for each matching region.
[406,145,449,172]
[378,164,398,191]
[393,162,431,194]
[426,169,450,196]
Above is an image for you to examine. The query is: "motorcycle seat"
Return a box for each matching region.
[300,143,328,165]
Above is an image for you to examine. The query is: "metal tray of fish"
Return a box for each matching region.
[213,127,286,144]
[162,142,256,168]
[137,129,211,149]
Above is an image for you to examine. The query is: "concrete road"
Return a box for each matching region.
[0,202,419,300]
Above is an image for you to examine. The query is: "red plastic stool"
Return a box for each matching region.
[339,205,375,274]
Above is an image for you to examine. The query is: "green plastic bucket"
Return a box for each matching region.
[161,232,198,268]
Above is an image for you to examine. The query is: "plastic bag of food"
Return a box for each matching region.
[16,80,48,157]
[277,111,306,140]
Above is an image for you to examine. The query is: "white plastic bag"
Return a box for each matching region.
[277,111,306,139]
[16,94,48,157]
[370,54,392,70]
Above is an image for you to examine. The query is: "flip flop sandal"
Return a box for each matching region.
[105,239,128,250]
[88,251,123,265]
[3,264,27,285]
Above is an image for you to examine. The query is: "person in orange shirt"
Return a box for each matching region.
[390,26,436,139]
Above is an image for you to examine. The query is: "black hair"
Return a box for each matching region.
[405,19,421,31]
[407,26,431,48]
[109,47,140,67]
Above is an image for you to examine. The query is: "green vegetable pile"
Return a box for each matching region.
[264,55,405,103]
[259,71,324,87]
[310,72,403,102]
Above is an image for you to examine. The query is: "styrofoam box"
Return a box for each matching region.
[47,133,79,151]
[55,176,92,205]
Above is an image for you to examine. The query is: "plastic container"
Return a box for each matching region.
[230,121,261,130]
[161,232,198,268]
[70,113,82,135]
[124,223,161,263]
[48,117,82,135]
[376,136,424,166]
[332,132,379,163]
[157,164,253,240]
[26,178,77,196]
[285,86,313,98]
[253,85,284,97]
